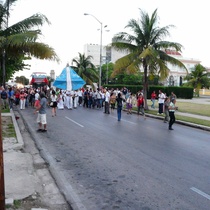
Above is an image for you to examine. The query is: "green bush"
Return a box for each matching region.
[106,84,193,99]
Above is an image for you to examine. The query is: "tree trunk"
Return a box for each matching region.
[143,63,148,110]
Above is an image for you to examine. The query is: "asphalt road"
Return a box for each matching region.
[19,106,210,210]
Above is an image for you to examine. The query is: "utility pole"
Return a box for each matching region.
[2,0,10,88]
[0,1,10,208]
[0,95,5,210]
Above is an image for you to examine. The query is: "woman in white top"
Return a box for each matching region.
[50,90,57,116]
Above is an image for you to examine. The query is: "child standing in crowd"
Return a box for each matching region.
[126,93,133,114]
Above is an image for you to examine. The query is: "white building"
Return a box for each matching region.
[84,43,127,65]
[84,44,201,86]
[163,50,201,86]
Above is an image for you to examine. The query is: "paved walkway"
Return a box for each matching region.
[172,97,210,120]
[145,96,210,131]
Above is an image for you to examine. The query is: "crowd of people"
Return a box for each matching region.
[0,85,178,130]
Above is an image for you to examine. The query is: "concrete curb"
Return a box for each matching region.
[2,110,24,150]
[122,108,210,132]
[144,113,210,132]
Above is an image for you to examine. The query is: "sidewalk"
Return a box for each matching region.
[2,110,70,210]
[144,97,210,131]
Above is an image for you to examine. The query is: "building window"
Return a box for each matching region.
[169,75,174,86]
[179,76,183,86]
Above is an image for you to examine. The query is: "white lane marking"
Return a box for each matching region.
[110,115,137,125]
[65,116,84,127]
[190,187,210,200]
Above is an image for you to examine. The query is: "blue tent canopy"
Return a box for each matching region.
[53,66,86,90]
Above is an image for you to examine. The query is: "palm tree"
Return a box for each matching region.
[111,9,187,109]
[71,52,98,86]
[0,0,59,86]
[184,64,210,96]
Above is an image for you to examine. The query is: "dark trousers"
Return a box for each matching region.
[158,103,163,114]
[78,96,82,105]
[117,107,122,121]
[104,101,110,114]
[169,111,175,128]
[83,97,88,108]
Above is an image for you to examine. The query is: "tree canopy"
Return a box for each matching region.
[71,52,98,86]
[184,64,210,96]
[0,0,59,86]
[111,9,187,108]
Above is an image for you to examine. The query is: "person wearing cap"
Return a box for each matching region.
[34,92,47,132]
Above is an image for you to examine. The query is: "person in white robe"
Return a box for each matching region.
[69,90,74,109]
[57,90,64,110]
[65,91,71,109]
[63,91,67,108]
[73,90,78,108]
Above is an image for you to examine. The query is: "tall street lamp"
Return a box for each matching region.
[84,13,104,88]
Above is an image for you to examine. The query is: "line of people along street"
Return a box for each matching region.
[0,85,178,130]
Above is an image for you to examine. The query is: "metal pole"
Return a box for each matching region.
[2,0,10,88]
[0,94,5,210]
[2,50,6,88]
[84,13,103,88]
[106,59,108,84]
[99,22,102,88]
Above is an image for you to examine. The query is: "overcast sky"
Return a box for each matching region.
[9,0,210,79]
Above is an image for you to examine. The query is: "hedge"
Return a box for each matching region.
[105,84,193,99]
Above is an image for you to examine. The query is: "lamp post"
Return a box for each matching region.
[84,13,103,88]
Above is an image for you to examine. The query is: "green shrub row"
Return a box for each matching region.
[106,84,193,99]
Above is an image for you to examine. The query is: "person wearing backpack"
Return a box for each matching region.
[1,88,8,109]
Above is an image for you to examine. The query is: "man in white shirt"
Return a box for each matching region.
[104,89,110,114]
[77,89,83,106]
[157,90,165,114]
